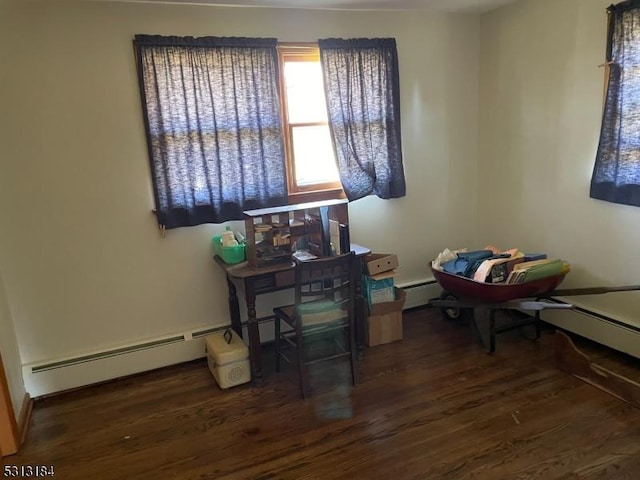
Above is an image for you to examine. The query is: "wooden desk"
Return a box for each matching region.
[214,244,371,384]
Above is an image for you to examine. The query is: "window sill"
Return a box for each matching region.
[287,188,346,205]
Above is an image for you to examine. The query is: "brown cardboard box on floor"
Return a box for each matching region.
[367,287,406,347]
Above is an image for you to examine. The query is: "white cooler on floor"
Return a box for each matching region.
[205,331,251,389]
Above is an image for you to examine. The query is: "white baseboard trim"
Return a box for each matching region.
[18,393,32,445]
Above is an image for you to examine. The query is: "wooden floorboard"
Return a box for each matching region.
[3,309,640,479]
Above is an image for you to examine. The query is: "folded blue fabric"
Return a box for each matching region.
[442,250,495,277]
[441,258,467,275]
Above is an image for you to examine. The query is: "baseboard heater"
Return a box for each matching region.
[541,297,640,360]
[544,297,640,332]
[397,279,440,310]
[397,280,640,361]
[25,277,535,398]
[24,322,250,397]
[30,335,186,374]
[30,325,231,375]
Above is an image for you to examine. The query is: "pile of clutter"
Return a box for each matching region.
[432,245,570,284]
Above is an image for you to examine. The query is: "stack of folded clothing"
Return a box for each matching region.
[431,246,570,284]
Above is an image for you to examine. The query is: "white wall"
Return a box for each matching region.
[0,270,26,421]
[0,0,27,418]
[0,0,480,390]
[479,0,640,328]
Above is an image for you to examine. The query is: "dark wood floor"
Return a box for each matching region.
[3,308,640,480]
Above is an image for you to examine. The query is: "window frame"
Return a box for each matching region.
[277,43,345,204]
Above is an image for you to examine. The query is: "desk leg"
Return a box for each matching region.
[355,270,366,361]
[245,282,263,386]
[226,275,242,338]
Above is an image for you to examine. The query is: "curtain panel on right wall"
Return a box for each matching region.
[319,38,406,202]
[591,0,640,207]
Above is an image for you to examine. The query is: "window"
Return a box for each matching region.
[135,35,404,230]
[591,1,640,207]
[278,44,342,200]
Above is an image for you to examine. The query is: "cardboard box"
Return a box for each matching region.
[364,253,399,276]
[367,287,406,347]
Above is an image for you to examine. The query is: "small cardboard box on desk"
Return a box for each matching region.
[205,330,251,389]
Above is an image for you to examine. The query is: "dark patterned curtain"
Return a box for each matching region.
[318,38,406,201]
[591,1,640,207]
[135,35,286,229]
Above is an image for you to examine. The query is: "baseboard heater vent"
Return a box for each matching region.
[31,323,243,376]
[395,281,640,361]
[31,335,187,373]
[191,326,229,339]
[397,279,440,310]
[24,320,248,396]
[541,297,640,360]
[544,297,640,334]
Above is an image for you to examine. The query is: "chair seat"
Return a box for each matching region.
[275,300,348,328]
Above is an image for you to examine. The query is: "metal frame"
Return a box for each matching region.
[428,284,640,353]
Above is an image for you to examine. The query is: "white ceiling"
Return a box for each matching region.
[108,0,521,14]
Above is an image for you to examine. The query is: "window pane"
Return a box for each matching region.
[291,125,339,186]
[283,61,328,124]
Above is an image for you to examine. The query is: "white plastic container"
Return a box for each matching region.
[205,331,251,389]
[221,228,237,247]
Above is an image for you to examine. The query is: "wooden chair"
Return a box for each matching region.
[274,253,358,399]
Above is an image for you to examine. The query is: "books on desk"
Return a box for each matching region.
[506,258,568,284]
